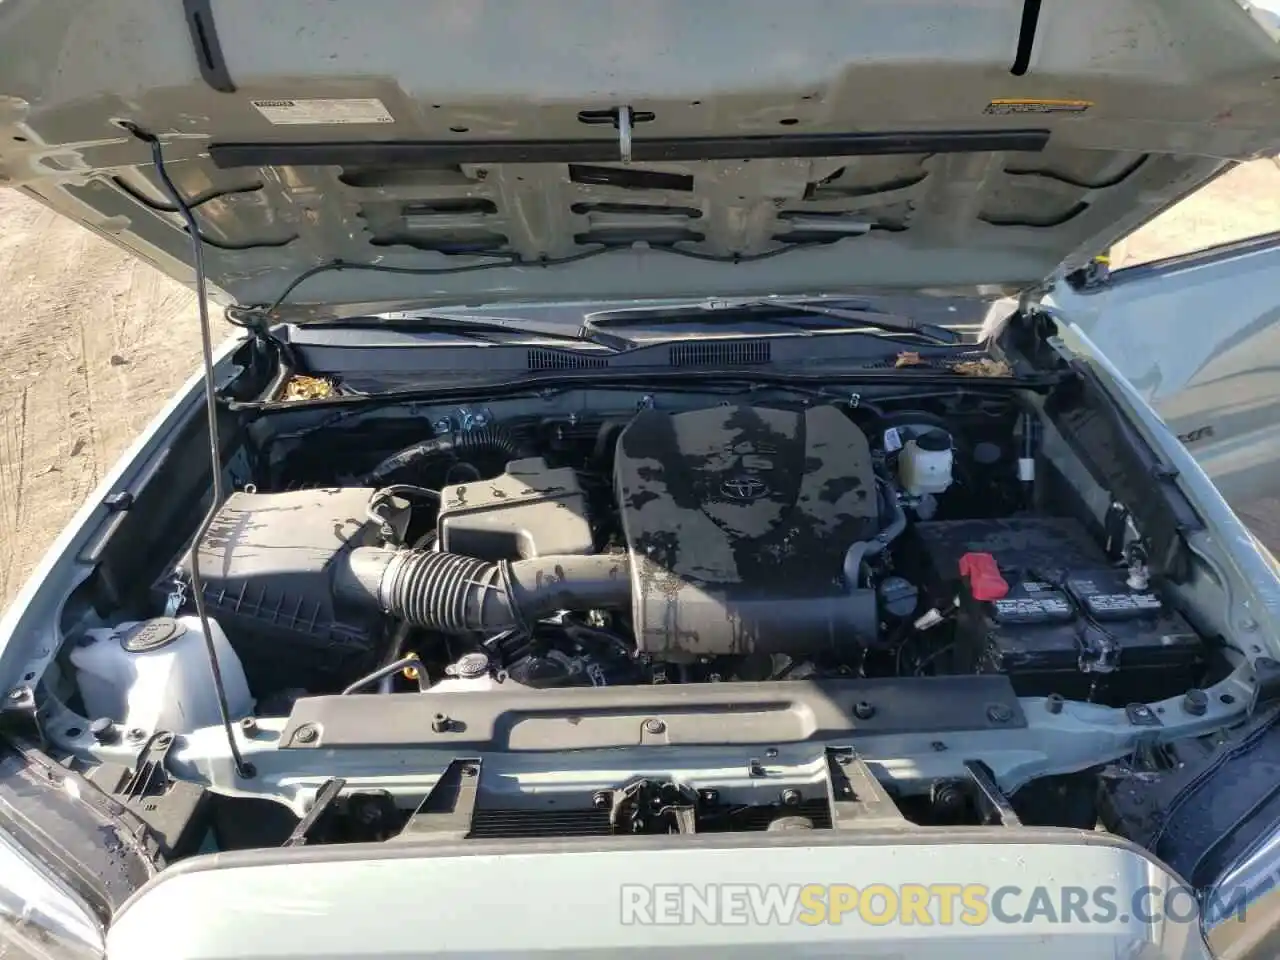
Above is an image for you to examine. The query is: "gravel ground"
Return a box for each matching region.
[2,161,1280,607]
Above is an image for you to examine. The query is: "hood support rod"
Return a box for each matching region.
[123,123,254,780]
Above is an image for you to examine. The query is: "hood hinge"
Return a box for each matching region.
[1066,254,1113,291]
[1017,287,1043,314]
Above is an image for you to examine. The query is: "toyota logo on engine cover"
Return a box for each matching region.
[721,476,768,501]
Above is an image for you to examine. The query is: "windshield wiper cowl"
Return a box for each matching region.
[710,298,962,345]
[581,297,963,346]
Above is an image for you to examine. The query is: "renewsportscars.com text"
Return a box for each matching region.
[620,883,1243,927]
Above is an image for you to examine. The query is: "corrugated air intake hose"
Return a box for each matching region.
[336,548,631,635]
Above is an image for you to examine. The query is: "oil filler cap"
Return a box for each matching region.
[959,552,1010,602]
[121,617,186,653]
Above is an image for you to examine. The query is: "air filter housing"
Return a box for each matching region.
[162,487,392,691]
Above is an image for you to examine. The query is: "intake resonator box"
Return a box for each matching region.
[614,404,880,658]
[436,457,593,560]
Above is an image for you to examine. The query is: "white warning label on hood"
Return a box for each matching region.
[251,98,394,125]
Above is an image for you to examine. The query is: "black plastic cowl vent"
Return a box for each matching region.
[669,339,771,367]
[527,348,610,371]
[527,340,774,371]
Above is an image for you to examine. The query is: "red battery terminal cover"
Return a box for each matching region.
[958,552,1010,601]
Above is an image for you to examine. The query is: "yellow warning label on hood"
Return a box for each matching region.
[984,98,1093,116]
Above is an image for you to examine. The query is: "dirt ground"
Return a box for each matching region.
[0,193,203,604]
[2,161,1280,607]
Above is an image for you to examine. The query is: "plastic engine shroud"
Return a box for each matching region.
[614,404,880,658]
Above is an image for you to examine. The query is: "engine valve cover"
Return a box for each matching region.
[615,404,879,657]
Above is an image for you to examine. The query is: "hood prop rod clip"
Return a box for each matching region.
[617,106,633,164]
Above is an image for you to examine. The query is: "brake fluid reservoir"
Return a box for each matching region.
[70,616,252,735]
[898,429,954,496]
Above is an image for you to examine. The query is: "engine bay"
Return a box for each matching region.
[18,370,1263,864]
[145,395,1205,705]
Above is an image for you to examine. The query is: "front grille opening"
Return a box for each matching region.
[467,798,832,839]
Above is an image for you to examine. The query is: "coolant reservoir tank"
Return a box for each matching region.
[898,430,954,496]
[70,616,253,736]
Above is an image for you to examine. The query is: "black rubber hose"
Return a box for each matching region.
[873,480,908,548]
[842,480,907,589]
[361,425,530,485]
[337,548,630,634]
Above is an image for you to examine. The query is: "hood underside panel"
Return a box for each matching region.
[3,0,1280,314]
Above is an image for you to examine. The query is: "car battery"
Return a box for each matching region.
[909,518,1204,704]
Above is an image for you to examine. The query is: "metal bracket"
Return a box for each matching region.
[0,683,42,743]
[963,760,1022,826]
[609,777,698,835]
[398,758,481,842]
[103,491,134,513]
[1126,703,1163,727]
[824,747,908,829]
[575,105,651,164]
[454,405,492,433]
[284,777,347,847]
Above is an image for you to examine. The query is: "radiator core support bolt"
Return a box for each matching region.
[1183,689,1208,716]
[90,717,117,744]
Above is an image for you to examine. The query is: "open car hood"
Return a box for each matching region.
[3,0,1280,318]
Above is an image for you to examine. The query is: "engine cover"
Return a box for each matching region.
[615,404,879,658]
